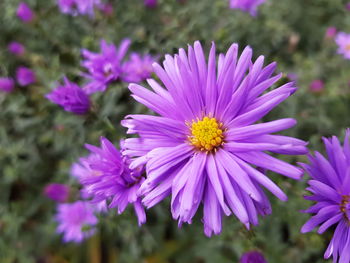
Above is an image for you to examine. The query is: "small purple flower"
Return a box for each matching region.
[46,77,90,115]
[44,183,70,203]
[144,0,157,8]
[230,0,265,16]
[346,2,350,11]
[73,137,146,225]
[335,32,350,60]
[0,77,15,93]
[309,79,324,93]
[16,2,34,23]
[81,39,131,94]
[122,41,307,236]
[57,0,101,17]
[240,251,267,263]
[301,130,350,263]
[8,42,25,56]
[325,27,337,39]
[55,201,98,243]
[16,66,36,86]
[98,3,113,16]
[122,53,155,83]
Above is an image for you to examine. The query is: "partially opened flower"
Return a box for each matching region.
[16,66,36,86]
[122,41,307,236]
[8,42,25,56]
[301,130,350,263]
[44,183,70,203]
[56,201,97,243]
[240,251,267,263]
[229,0,265,16]
[335,32,350,60]
[73,137,146,225]
[0,77,15,93]
[81,39,131,94]
[16,2,34,23]
[122,53,155,83]
[46,77,90,115]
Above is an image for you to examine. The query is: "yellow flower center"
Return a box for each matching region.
[189,116,224,152]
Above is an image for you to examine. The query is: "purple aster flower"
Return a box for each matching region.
[122,53,155,83]
[229,0,265,16]
[335,32,350,60]
[81,39,131,94]
[325,27,337,39]
[16,66,36,86]
[121,41,307,236]
[44,183,70,203]
[0,77,15,93]
[8,42,25,56]
[72,137,146,225]
[55,201,97,243]
[300,130,350,263]
[46,77,90,115]
[57,0,101,17]
[240,251,267,263]
[309,79,324,93]
[144,0,157,8]
[16,2,34,23]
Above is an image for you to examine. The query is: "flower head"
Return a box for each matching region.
[46,78,90,114]
[16,66,36,86]
[335,32,350,60]
[57,0,101,17]
[229,0,265,16]
[73,137,146,225]
[144,0,157,8]
[240,251,267,263]
[98,3,113,16]
[0,77,15,93]
[122,53,155,83]
[44,183,70,203]
[81,39,131,94]
[301,130,350,263]
[309,79,324,93]
[16,2,34,23]
[8,42,25,56]
[55,201,97,243]
[325,27,337,39]
[122,41,307,236]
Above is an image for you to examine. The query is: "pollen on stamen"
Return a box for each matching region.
[188,116,225,152]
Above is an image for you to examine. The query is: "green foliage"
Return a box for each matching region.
[1,0,350,262]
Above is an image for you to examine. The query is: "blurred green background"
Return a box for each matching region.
[1,0,350,262]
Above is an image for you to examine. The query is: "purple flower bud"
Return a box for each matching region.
[44,183,70,203]
[98,3,113,16]
[325,27,337,39]
[46,77,90,115]
[144,0,157,8]
[346,2,350,11]
[17,2,34,23]
[16,66,36,86]
[240,251,267,263]
[0,77,15,93]
[8,42,25,56]
[309,79,324,93]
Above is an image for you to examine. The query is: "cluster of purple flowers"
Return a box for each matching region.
[0,66,36,93]
[57,0,102,17]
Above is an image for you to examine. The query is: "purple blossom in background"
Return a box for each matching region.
[44,183,69,203]
[346,2,350,11]
[81,39,131,94]
[122,53,155,83]
[300,130,350,263]
[122,41,307,236]
[240,251,267,263]
[98,3,113,16]
[16,2,34,23]
[230,0,265,16]
[73,137,146,225]
[8,42,25,56]
[325,27,337,39]
[309,79,324,93]
[0,77,15,93]
[16,66,36,86]
[57,0,101,16]
[144,0,157,8]
[46,78,90,115]
[335,32,350,60]
[56,201,97,243]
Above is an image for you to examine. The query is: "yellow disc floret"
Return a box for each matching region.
[189,116,224,152]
